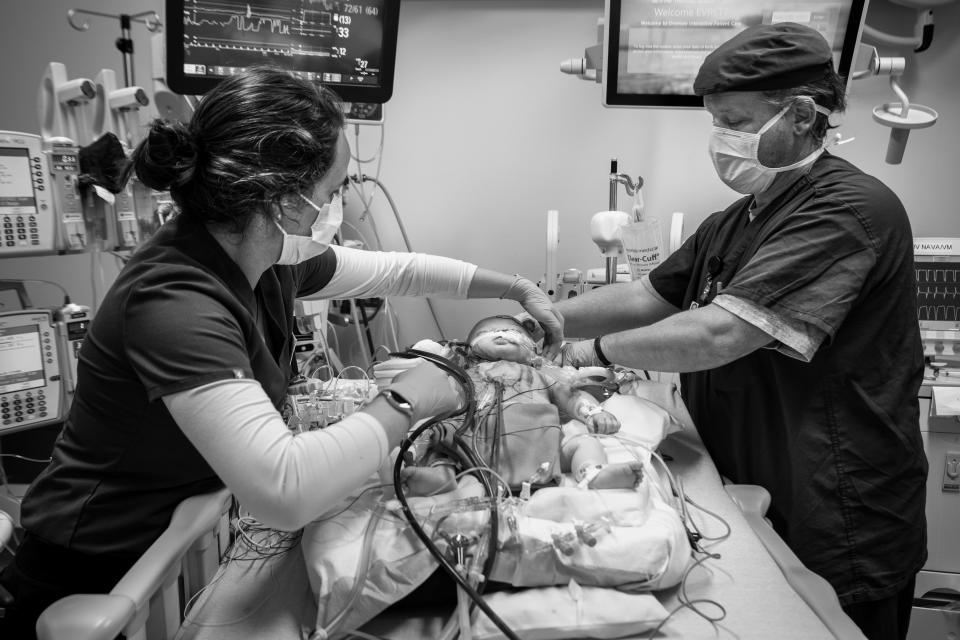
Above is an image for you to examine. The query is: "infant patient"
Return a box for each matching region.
[402,315,643,496]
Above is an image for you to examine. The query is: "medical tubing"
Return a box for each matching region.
[471,401,499,462]
[349,299,369,368]
[388,352,509,614]
[391,428,519,640]
[683,494,732,546]
[356,300,377,356]
[489,382,504,471]
[606,433,689,522]
[318,501,386,639]
[432,423,501,591]
[447,409,502,584]
[391,349,476,427]
[436,611,460,640]
[357,174,446,340]
[453,467,513,501]
[0,278,71,305]
[389,349,501,583]
[351,122,384,164]
[457,586,473,640]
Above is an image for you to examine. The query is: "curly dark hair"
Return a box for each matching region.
[129,66,345,232]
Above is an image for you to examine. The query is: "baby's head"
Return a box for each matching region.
[467,315,538,363]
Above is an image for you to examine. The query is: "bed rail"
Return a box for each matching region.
[725,484,867,640]
[36,488,232,640]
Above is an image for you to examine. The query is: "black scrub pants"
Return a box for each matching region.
[841,575,917,640]
[0,533,136,640]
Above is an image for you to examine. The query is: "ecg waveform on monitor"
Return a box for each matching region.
[916,265,960,322]
[183,1,337,57]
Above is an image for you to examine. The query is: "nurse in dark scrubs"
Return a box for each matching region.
[0,67,563,639]
[557,22,926,640]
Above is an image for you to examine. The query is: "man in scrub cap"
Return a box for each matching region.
[557,22,925,640]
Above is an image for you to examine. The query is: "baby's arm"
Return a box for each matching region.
[549,382,620,435]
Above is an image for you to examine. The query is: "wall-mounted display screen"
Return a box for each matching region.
[165,0,400,103]
[602,0,868,108]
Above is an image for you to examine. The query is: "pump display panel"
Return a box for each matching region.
[0,147,42,252]
[0,325,45,394]
[165,0,399,103]
[0,148,35,215]
[602,0,868,108]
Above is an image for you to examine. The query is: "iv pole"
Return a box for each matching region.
[605,159,643,284]
[67,8,163,88]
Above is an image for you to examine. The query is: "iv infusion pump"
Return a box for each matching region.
[0,309,73,435]
[0,130,87,257]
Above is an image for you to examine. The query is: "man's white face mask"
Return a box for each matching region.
[275,192,343,265]
[708,99,831,195]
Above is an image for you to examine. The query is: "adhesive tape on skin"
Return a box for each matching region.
[576,463,603,488]
[575,401,604,421]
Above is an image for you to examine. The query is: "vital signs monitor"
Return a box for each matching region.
[165,0,400,103]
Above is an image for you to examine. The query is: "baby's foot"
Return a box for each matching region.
[585,461,644,490]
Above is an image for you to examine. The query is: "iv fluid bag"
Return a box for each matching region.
[620,219,663,281]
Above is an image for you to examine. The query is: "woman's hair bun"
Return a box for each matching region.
[131,119,199,191]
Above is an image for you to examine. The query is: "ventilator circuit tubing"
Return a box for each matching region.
[386,349,500,576]
[355,174,446,340]
[389,351,519,640]
[389,349,501,582]
[312,502,386,640]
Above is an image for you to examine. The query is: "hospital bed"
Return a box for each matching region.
[33,403,866,640]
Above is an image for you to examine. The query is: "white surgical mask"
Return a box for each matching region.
[708,100,831,195]
[275,192,343,265]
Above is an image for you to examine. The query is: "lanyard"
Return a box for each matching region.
[689,195,791,310]
[691,255,725,309]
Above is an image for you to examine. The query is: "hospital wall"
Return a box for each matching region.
[0,0,957,348]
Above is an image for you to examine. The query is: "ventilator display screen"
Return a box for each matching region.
[915,258,960,325]
[0,148,35,213]
[0,324,45,394]
[603,0,868,107]
[165,0,399,103]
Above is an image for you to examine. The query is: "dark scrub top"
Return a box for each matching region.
[19,214,337,556]
[649,152,927,606]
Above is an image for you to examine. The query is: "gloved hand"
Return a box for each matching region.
[373,357,423,388]
[514,312,543,340]
[501,277,564,360]
[387,361,465,423]
[560,339,603,368]
[373,341,452,387]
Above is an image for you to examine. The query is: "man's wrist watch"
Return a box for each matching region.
[380,389,414,419]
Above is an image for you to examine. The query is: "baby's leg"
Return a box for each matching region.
[560,422,643,490]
